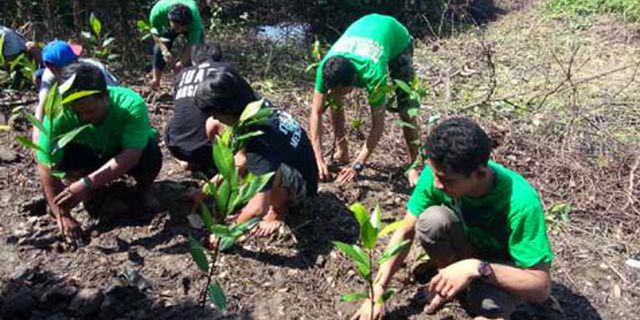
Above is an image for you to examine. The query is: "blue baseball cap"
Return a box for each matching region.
[42,40,82,67]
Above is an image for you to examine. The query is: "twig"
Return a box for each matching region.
[623,154,640,211]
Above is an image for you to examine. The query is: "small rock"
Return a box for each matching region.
[315,255,325,267]
[5,235,18,244]
[0,146,18,163]
[186,213,205,229]
[625,258,640,269]
[2,290,36,318]
[68,288,104,317]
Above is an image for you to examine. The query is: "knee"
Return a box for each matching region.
[205,117,224,141]
[415,205,459,239]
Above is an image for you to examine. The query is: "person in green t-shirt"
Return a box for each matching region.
[148,0,205,88]
[36,63,162,244]
[352,117,553,320]
[308,14,421,185]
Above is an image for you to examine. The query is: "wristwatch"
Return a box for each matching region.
[478,261,494,280]
[351,161,364,173]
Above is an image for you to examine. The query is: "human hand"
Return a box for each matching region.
[351,299,384,320]
[53,180,89,211]
[337,166,358,184]
[428,259,481,301]
[55,213,84,244]
[317,160,331,182]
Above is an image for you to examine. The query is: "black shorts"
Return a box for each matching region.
[56,138,162,181]
[388,40,418,113]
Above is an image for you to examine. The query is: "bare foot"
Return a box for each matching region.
[333,149,349,165]
[251,210,284,237]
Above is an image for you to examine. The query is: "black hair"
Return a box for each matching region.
[61,62,107,97]
[195,67,259,117]
[168,4,193,26]
[191,43,223,65]
[423,117,491,176]
[322,56,356,89]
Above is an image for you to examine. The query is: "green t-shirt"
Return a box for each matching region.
[407,161,554,268]
[315,14,411,107]
[149,0,204,44]
[36,86,156,166]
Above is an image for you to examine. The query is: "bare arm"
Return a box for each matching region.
[373,213,417,296]
[236,190,270,223]
[87,148,143,188]
[37,163,66,216]
[483,261,551,302]
[354,105,386,164]
[309,91,327,166]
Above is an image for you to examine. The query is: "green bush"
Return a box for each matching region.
[545,0,640,22]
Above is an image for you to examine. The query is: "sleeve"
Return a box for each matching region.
[507,201,554,268]
[406,166,436,217]
[121,100,153,149]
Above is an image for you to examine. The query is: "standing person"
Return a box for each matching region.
[352,117,553,320]
[309,14,421,185]
[36,63,161,243]
[33,40,118,141]
[148,0,205,88]
[165,43,225,178]
[195,67,319,236]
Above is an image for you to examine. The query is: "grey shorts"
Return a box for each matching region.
[415,205,521,317]
[388,40,418,113]
[275,163,308,207]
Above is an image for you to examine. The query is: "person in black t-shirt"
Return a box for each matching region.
[165,43,228,178]
[195,67,318,236]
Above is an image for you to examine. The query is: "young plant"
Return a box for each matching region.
[82,13,119,63]
[135,19,157,41]
[305,38,324,73]
[15,74,97,178]
[333,202,410,318]
[0,34,38,90]
[189,99,275,311]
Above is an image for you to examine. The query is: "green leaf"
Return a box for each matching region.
[239,98,264,123]
[333,241,371,278]
[17,136,46,154]
[213,136,235,183]
[393,119,417,129]
[379,220,404,238]
[51,170,66,179]
[44,82,63,119]
[230,171,274,213]
[24,113,47,138]
[102,37,115,47]
[0,34,5,66]
[235,130,264,143]
[90,12,102,36]
[407,107,420,118]
[58,74,76,95]
[230,218,259,237]
[200,202,216,233]
[394,79,413,95]
[81,31,94,40]
[361,220,377,249]
[208,281,227,311]
[210,224,232,237]
[53,124,90,153]
[349,203,369,228]
[0,125,10,131]
[371,204,382,230]
[378,240,410,265]
[376,289,397,304]
[341,291,369,302]
[214,179,230,216]
[136,20,150,31]
[189,235,209,272]
[218,236,236,252]
[107,54,120,61]
[61,90,100,105]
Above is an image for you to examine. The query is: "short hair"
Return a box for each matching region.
[168,4,193,26]
[191,43,223,65]
[423,117,491,176]
[322,56,356,89]
[195,67,259,117]
[61,62,107,97]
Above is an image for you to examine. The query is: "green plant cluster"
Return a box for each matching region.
[188,99,276,311]
[544,0,640,22]
[0,34,38,90]
[82,13,120,64]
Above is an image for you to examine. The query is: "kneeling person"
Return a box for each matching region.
[353,117,553,320]
[195,68,318,236]
[36,63,162,243]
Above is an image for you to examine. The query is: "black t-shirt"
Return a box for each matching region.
[244,107,318,196]
[165,61,227,158]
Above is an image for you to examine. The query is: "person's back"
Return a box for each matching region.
[245,106,319,197]
[0,25,27,60]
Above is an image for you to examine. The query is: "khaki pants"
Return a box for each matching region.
[415,205,521,318]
